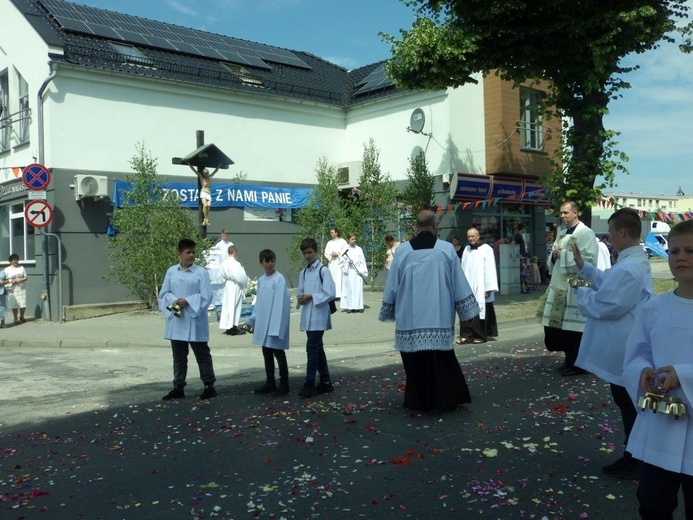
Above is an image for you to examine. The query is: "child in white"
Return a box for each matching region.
[339,232,368,313]
[623,219,693,518]
[245,249,291,397]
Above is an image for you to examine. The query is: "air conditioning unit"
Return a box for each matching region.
[74,175,109,199]
[337,161,363,186]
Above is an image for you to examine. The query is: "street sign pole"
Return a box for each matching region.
[22,163,53,322]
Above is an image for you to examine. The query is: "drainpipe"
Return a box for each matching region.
[37,62,58,320]
[37,61,58,165]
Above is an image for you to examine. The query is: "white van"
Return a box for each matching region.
[643,221,669,257]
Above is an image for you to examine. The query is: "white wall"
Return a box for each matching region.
[0,0,56,168]
[343,79,486,182]
[44,67,349,184]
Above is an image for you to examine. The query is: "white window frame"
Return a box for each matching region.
[519,88,544,152]
[0,201,36,263]
[17,72,29,145]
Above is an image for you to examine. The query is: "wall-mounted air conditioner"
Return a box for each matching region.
[337,161,363,186]
[74,175,109,199]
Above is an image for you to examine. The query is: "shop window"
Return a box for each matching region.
[0,202,36,263]
[519,88,544,152]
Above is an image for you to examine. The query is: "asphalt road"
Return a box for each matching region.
[2,321,682,520]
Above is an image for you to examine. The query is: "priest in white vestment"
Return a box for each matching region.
[324,228,348,300]
[339,233,368,313]
[459,227,498,344]
[379,210,478,411]
[539,201,598,376]
[219,245,249,335]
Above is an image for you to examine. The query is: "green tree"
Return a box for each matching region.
[383,0,689,224]
[399,150,436,236]
[287,157,343,270]
[343,139,399,285]
[107,144,212,305]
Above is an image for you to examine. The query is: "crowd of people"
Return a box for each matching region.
[154,204,693,518]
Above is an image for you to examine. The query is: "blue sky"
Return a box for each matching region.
[73,0,693,197]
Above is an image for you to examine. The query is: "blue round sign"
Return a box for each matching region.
[22,163,51,191]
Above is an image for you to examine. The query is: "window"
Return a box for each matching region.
[519,88,544,151]
[0,202,36,262]
[221,63,265,88]
[0,71,8,152]
[17,72,29,144]
[637,198,642,206]
[110,42,154,66]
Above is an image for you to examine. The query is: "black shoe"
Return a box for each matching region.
[232,326,246,335]
[199,386,218,400]
[224,328,237,335]
[254,381,277,394]
[557,361,568,372]
[602,456,640,480]
[162,388,185,401]
[561,367,587,376]
[272,384,290,397]
[315,382,334,394]
[298,382,316,398]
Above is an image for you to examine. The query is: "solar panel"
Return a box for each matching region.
[355,64,394,95]
[38,0,312,70]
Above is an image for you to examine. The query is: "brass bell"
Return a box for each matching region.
[664,399,687,419]
[166,303,182,318]
[567,276,592,289]
[638,392,664,412]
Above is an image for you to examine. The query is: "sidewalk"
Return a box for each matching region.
[0,287,545,348]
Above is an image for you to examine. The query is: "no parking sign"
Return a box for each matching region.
[22,163,52,191]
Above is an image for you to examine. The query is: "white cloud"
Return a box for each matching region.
[322,55,358,69]
[164,0,199,17]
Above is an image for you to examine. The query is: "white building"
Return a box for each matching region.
[1,0,555,319]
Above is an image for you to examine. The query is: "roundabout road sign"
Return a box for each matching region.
[22,163,51,191]
[24,199,54,228]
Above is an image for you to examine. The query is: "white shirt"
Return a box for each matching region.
[624,292,693,475]
[379,235,478,352]
[575,245,653,384]
[460,243,498,319]
[158,263,212,342]
[246,271,291,350]
[297,260,335,331]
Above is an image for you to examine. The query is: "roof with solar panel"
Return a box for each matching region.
[13,0,404,107]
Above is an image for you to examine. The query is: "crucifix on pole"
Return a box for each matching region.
[171,130,234,238]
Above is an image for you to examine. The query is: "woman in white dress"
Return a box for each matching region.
[324,228,348,300]
[4,254,28,325]
[0,271,7,328]
[339,233,368,313]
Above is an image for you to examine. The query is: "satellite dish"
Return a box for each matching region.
[408,108,425,134]
[411,146,424,162]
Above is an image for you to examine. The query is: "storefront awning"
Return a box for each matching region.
[449,173,549,205]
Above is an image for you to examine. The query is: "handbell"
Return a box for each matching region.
[638,392,665,412]
[567,276,592,289]
[166,303,182,318]
[664,399,687,419]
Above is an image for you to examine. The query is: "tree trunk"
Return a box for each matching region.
[565,90,609,229]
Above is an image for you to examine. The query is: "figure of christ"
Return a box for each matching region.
[190,166,217,227]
